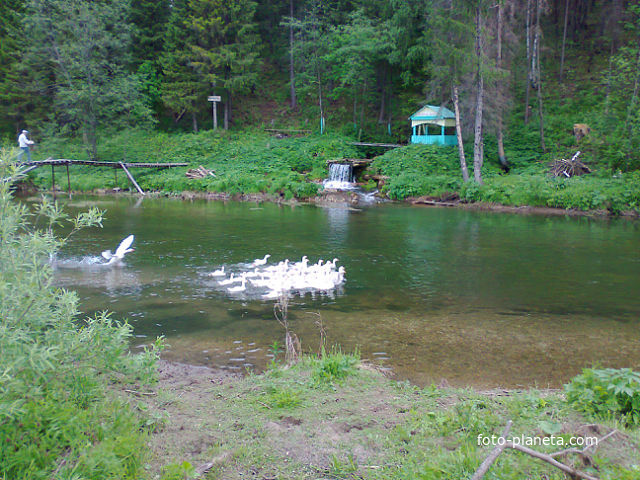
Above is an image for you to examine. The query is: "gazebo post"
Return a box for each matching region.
[441,124,445,145]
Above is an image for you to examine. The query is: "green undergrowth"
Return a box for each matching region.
[0,157,162,480]
[14,124,640,213]
[19,130,359,200]
[567,368,640,425]
[148,352,640,480]
[370,144,640,213]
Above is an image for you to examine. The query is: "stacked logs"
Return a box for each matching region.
[549,151,591,178]
[185,165,216,179]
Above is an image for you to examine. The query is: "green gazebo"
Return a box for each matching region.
[409,105,457,146]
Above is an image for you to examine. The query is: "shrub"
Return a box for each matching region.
[0,153,161,479]
[311,347,359,384]
[565,368,640,424]
[265,386,302,409]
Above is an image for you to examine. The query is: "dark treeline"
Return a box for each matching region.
[1,0,640,176]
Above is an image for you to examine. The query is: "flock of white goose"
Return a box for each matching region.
[89,235,347,300]
[208,254,346,299]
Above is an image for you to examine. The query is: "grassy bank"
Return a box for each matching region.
[370,144,640,214]
[22,130,359,200]
[145,355,640,480]
[17,129,640,215]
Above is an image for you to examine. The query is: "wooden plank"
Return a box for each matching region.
[18,159,188,169]
[20,165,40,175]
[119,162,145,195]
[66,164,71,198]
[327,158,372,167]
[349,142,403,148]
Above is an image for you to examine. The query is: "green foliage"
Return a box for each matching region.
[0,153,161,479]
[27,130,356,198]
[267,340,283,369]
[369,143,640,212]
[566,368,640,424]
[265,386,302,409]
[17,0,154,159]
[160,0,207,129]
[327,453,359,478]
[188,0,262,116]
[311,347,359,384]
[161,461,197,480]
[129,0,170,68]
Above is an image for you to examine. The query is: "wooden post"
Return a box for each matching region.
[51,164,55,197]
[119,162,145,195]
[66,163,71,198]
[208,95,221,130]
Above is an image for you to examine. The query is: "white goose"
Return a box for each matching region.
[251,254,271,267]
[227,278,247,293]
[101,235,135,266]
[218,273,237,285]
[208,266,225,277]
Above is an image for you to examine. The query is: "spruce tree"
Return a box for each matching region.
[187,0,261,129]
[160,0,207,131]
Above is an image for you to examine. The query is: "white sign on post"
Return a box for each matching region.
[208,95,222,130]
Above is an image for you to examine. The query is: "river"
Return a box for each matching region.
[48,195,640,388]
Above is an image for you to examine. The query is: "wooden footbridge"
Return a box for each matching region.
[17,157,188,196]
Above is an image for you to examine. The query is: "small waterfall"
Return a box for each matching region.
[323,163,355,190]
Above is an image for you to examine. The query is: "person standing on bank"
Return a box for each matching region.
[18,129,35,162]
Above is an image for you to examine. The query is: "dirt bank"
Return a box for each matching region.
[134,359,640,479]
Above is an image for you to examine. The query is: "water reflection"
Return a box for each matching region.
[42,195,640,388]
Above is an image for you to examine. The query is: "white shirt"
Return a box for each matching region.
[18,133,34,148]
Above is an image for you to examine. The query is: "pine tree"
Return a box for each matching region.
[160,0,207,131]
[187,0,261,129]
[129,0,171,68]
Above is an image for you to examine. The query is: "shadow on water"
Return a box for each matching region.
[40,194,640,388]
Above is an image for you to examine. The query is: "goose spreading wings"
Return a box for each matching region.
[101,235,135,266]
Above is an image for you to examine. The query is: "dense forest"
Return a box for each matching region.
[1,0,640,179]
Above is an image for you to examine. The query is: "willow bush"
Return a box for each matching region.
[0,150,161,479]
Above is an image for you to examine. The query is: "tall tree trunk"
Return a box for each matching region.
[559,0,569,80]
[224,92,230,130]
[317,59,324,133]
[377,67,386,124]
[535,0,546,151]
[524,0,532,124]
[452,85,469,182]
[192,111,198,133]
[289,0,296,109]
[473,0,484,184]
[496,0,507,170]
[604,41,614,115]
[359,81,366,133]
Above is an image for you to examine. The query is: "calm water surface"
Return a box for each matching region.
[46,195,640,388]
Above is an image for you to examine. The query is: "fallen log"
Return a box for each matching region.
[194,451,234,478]
[472,422,621,480]
[471,421,512,480]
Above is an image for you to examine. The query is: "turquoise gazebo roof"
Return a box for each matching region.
[409,105,455,120]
